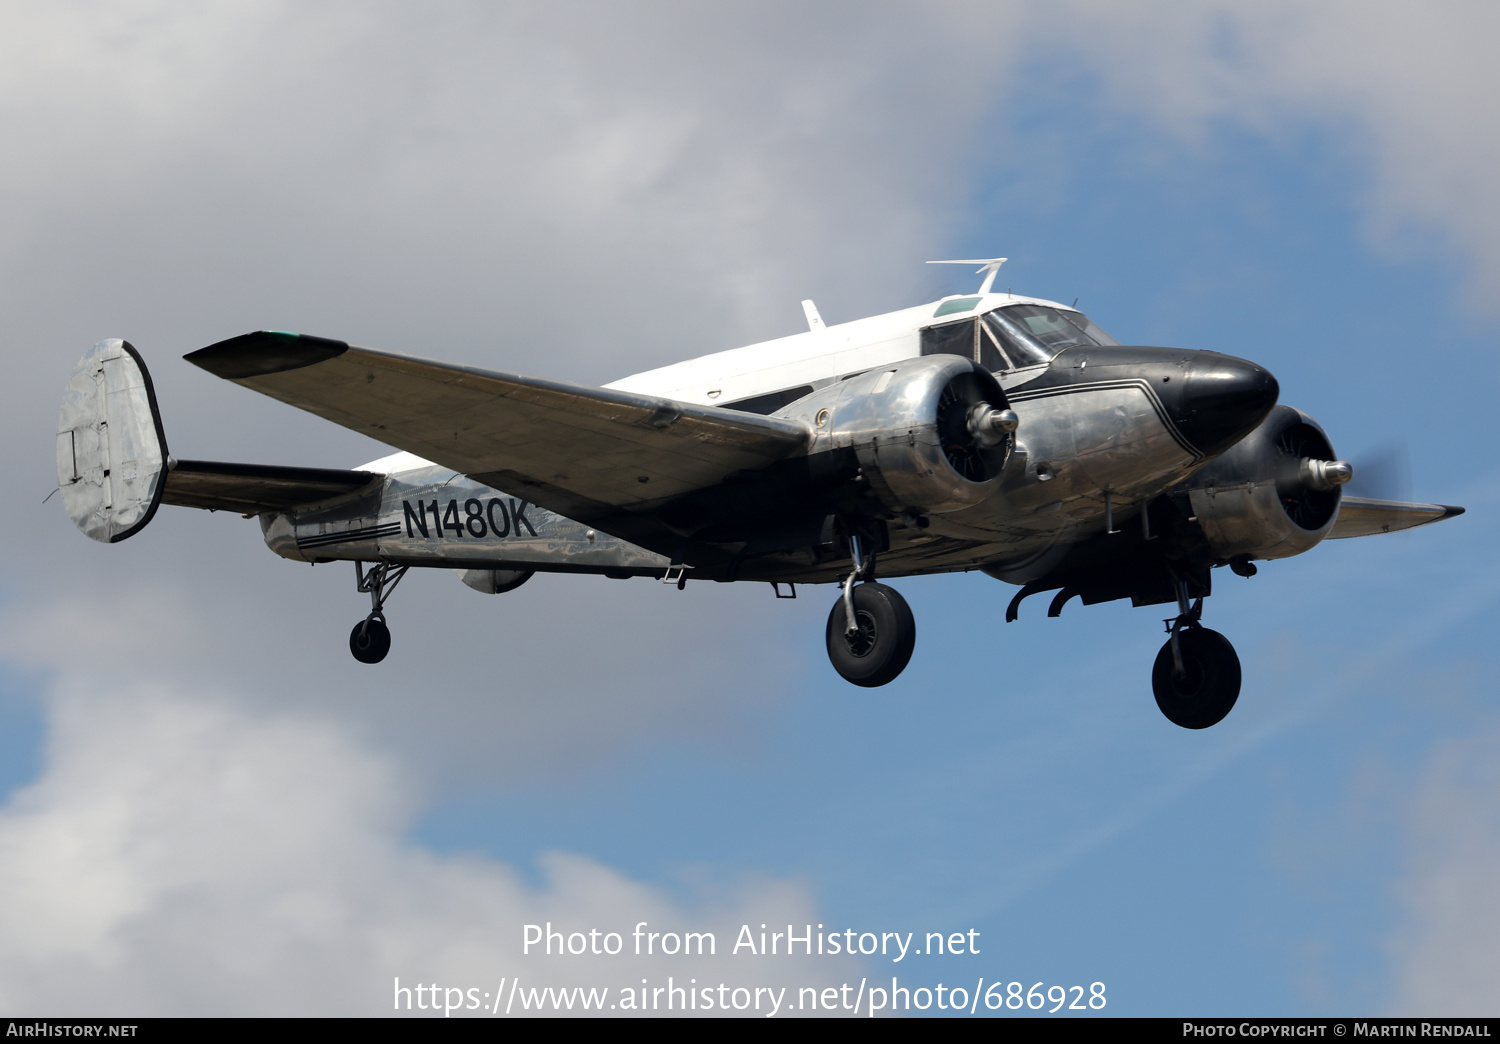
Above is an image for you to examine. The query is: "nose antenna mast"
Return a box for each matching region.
[928,257,1008,295]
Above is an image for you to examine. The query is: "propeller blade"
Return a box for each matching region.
[1345,443,1410,502]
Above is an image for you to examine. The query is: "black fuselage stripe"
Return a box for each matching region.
[1008,378,1204,461]
[297,523,401,548]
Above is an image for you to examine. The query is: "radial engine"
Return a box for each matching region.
[1184,405,1353,562]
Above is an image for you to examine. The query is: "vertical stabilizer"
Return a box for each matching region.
[56,339,169,542]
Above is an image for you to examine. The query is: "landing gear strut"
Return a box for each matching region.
[825,534,916,687]
[1151,579,1241,728]
[350,561,407,665]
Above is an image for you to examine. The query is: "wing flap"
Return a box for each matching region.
[185,333,809,519]
[162,459,378,514]
[1328,496,1465,539]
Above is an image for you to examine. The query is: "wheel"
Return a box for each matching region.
[349,617,391,664]
[1151,626,1241,729]
[825,582,916,687]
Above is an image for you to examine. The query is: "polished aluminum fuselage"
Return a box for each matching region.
[262,292,1226,584]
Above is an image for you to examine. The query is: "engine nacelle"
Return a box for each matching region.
[1185,405,1350,561]
[780,355,1015,516]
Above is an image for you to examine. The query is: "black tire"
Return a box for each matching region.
[1151,626,1241,729]
[350,617,392,664]
[825,582,916,687]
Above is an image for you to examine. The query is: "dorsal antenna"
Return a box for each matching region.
[927,257,1007,295]
[801,299,826,331]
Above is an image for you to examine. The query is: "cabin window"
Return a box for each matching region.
[932,296,982,318]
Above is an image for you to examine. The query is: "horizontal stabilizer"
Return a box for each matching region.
[162,460,378,514]
[1328,497,1465,539]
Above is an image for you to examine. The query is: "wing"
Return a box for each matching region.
[185,331,809,549]
[1328,496,1465,539]
[162,459,379,514]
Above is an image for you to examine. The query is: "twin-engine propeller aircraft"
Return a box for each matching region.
[55,259,1463,728]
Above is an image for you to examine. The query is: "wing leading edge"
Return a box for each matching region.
[1328,496,1465,539]
[185,331,810,548]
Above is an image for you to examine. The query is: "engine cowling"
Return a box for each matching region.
[1185,405,1351,561]
[780,355,1016,516]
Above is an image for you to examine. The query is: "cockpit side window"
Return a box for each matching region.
[976,324,1007,372]
[921,312,1039,372]
[920,317,977,362]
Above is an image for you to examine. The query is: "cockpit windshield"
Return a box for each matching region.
[983,305,1119,368]
[921,303,1121,372]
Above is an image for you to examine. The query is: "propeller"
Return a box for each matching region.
[1271,423,1350,530]
[1343,443,1411,503]
[937,380,988,480]
[936,374,1014,482]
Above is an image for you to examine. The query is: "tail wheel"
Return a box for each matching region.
[350,617,392,664]
[825,582,916,687]
[1151,626,1241,729]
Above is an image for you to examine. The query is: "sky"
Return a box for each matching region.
[1,0,1497,1018]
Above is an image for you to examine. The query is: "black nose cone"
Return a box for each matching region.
[1170,353,1279,458]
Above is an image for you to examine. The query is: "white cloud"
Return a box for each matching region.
[0,0,1036,774]
[0,680,854,1015]
[0,0,1028,787]
[1050,0,1500,305]
[1388,726,1500,1016]
[0,7,997,1007]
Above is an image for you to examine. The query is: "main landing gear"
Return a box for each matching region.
[1151,580,1241,729]
[350,561,407,665]
[824,534,916,687]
